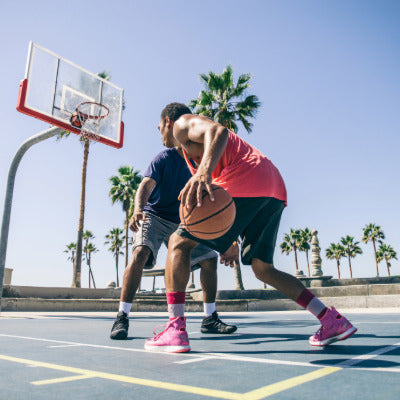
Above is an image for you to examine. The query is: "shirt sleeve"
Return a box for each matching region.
[143,151,167,183]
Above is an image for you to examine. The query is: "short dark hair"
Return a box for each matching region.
[161,102,192,122]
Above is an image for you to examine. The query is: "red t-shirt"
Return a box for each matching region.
[182,130,287,203]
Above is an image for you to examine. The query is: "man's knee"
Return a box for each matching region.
[131,246,151,266]
[168,233,198,254]
[251,259,275,281]
[199,257,218,272]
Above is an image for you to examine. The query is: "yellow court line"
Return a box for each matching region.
[0,353,343,399]
[0,354,242,400]
[243,367,342,400]
[32,374,95,386]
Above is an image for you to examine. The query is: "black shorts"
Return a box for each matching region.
[176,197,285,265]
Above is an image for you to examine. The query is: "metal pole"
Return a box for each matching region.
[0,126,63,313]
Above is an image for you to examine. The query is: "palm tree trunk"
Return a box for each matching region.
[336,259,340,279]
[125,209,129,268]
[294,247,299,272]
[386,260,391,277]
[347,253,353,278]
[72,140,90,288]
[372,239,379,277]
[305,250,310,276]
[234,261,244,290]
[89,266,96,288]
[336,260,341,279]
[115,251,119,287]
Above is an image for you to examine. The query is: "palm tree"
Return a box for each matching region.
[362,223,385,277]
[376,243,397,277]
[280,229,303,273]
[189,64,261,134]
[57,70,111,288]
[64,242,76,268]
[340,236,363,278]
[83,230,96,288]
[105,228,125,287]
[189,65,261,290]
[83,242,98,288]
[57,129,89,287]
[299,228,312,276]
[109,166,142,268]
[325,243,346,279]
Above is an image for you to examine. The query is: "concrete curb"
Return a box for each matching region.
[2,294,400,312]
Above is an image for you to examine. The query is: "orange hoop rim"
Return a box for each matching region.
[76,101,109,120]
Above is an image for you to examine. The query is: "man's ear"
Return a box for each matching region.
[165,116,173,128]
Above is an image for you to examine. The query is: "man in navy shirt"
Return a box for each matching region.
[110,146,237,340]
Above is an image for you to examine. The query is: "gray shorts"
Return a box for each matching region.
[132,212,218,269]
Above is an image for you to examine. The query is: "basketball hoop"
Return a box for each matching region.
[71,101,109,142]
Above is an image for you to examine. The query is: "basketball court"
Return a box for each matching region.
[1,41,399,400]
[0,309,399,399]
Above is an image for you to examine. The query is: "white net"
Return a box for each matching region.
[76,102,109,142]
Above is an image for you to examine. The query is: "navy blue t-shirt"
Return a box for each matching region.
[143,148,192,223]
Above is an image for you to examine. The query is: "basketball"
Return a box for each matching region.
[179,184,236,240]
[70,112,82,128]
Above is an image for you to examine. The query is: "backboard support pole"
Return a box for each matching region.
[0,126,64,313]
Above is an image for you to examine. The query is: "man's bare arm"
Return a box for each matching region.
[174,115,228,207]
[129,177,156,232]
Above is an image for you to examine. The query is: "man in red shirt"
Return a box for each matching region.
[145,103,357,353]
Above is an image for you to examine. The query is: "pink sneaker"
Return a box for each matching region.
[309,307,357,346]
[144,317,191,353]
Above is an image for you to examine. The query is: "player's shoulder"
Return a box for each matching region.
[151,147,178,163]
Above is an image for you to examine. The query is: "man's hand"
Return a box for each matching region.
[178,172,214,208]
[129,212,146,232]
[220,241,239,267]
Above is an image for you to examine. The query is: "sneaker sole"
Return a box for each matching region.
[144,344,191,353]
[110,329,128,340]
[309,326,357,346]
[201,327,237,334]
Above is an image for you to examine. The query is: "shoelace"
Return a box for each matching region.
[112,317,127,330]
[150,324,167,340]
[314,325,325,337]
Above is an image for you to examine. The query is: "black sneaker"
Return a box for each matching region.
[201,311,237,334]
[110,311,129,340]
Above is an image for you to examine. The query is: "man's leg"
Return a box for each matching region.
[110,246,151,340]
[251,258,357,346]
[198,257,237,334]
[120,246,152,304]
[144,233,197,353]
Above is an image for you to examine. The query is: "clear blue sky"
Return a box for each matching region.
[1,0,399,290]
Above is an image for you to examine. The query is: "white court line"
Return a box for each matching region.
[48,344,83,348]
[0,333,399,373]
[176,356,218,364]
[353,321,400,324]
[336,343,400,368]
[0,334,321,368]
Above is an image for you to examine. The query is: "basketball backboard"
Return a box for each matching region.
[17,42,124,148]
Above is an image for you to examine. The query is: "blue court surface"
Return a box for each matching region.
[0,309,399,399]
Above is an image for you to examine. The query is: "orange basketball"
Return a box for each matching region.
[179,184,236,240]
[70,112,82,128]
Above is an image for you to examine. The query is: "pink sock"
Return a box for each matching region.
[166,292,186,319]
[296,289,327,320]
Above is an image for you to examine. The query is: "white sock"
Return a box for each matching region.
[204,302,216,317]
[119,302,132,316]
[168,303,185,319]
[307,297,327,318]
